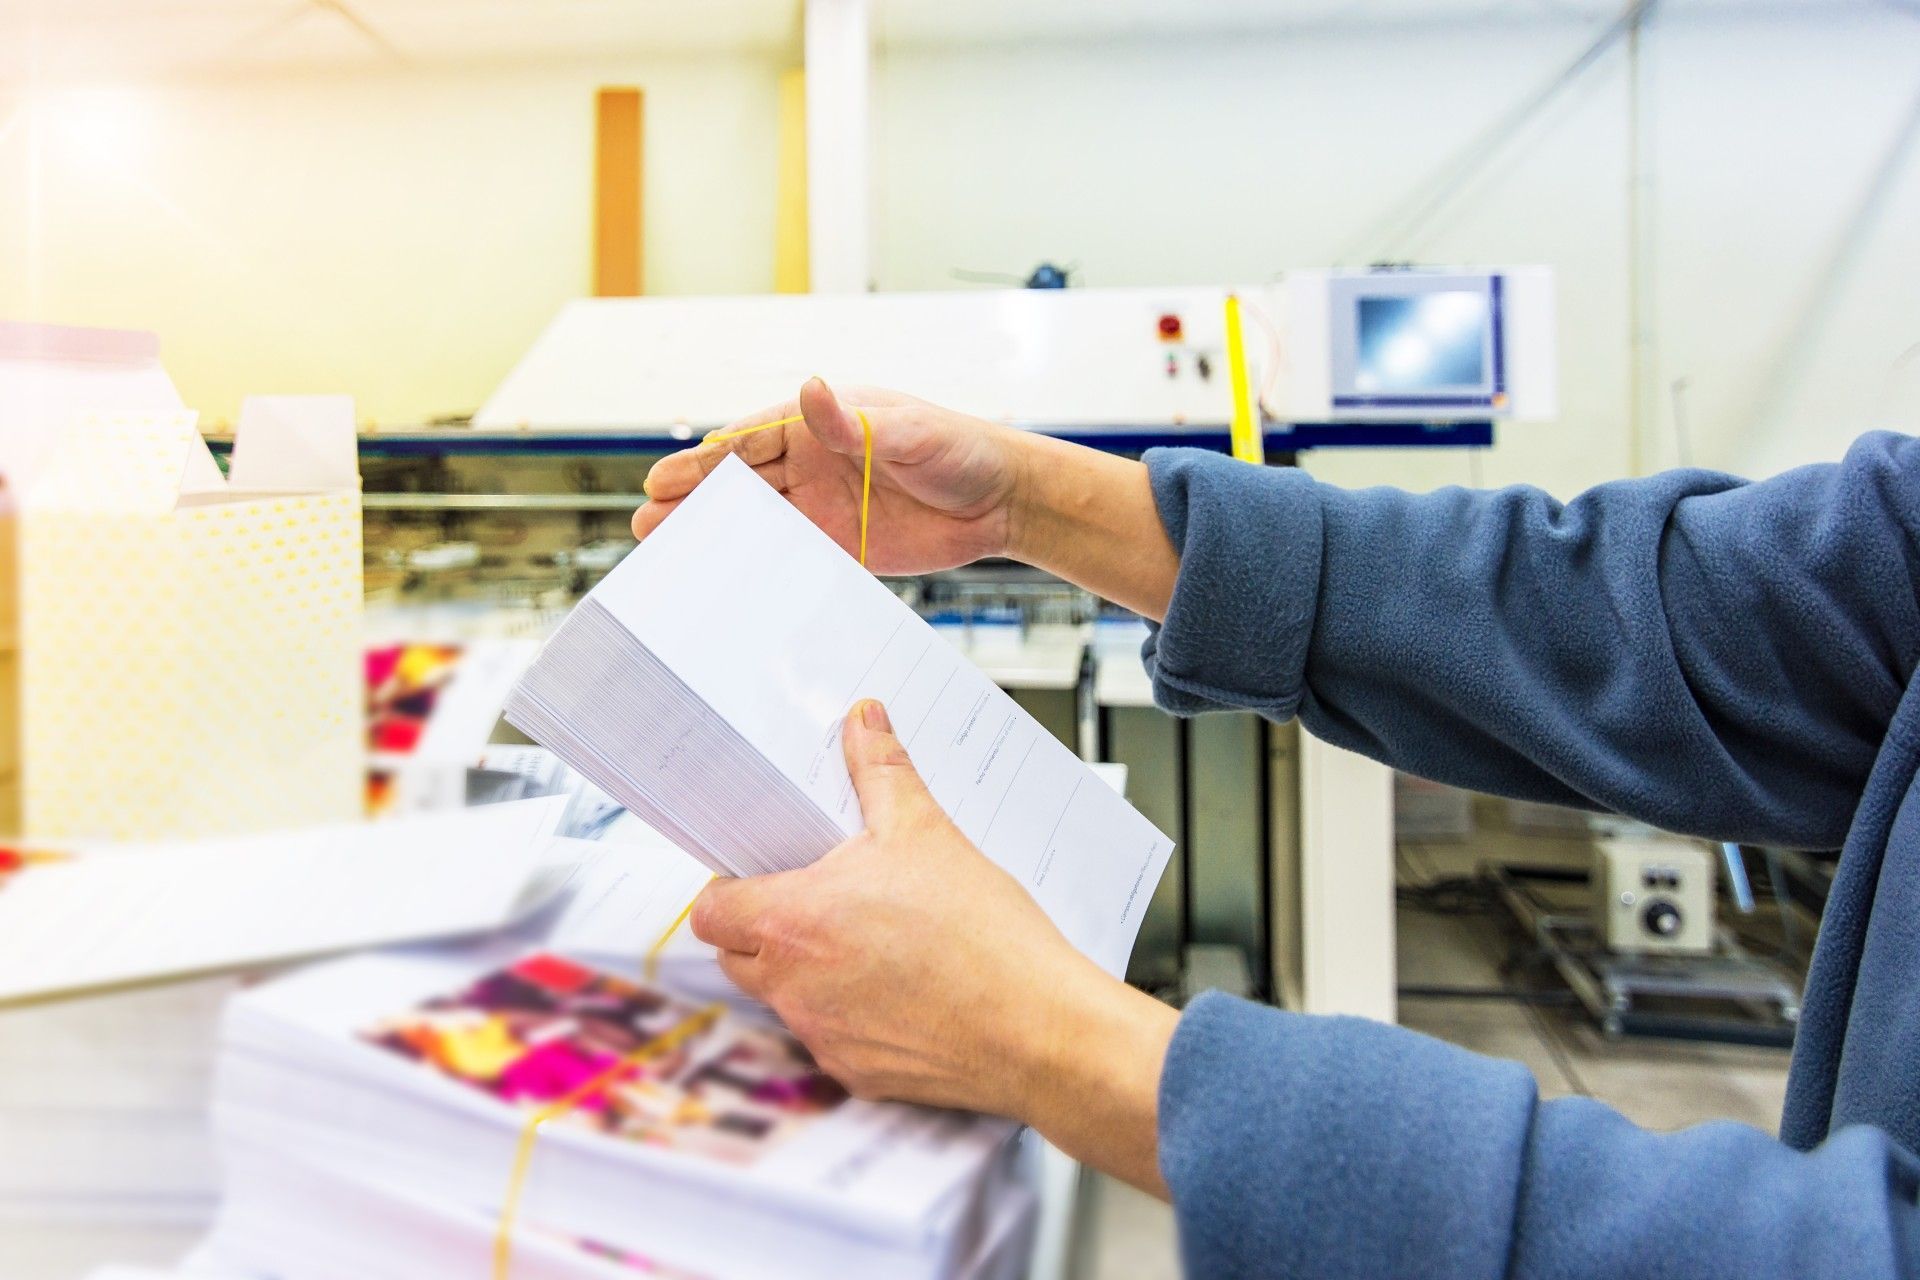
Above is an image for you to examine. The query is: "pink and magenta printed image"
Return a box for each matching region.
[365,642,463,757]
[360,953,844,1166]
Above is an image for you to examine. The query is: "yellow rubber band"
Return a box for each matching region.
[704,413,804,441]
[643,881,711,984]
[857,410,871,568]
[497,404,881,1277]
[705,409,875,569]
[493,1002,726,1280]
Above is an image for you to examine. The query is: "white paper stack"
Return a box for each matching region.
[200,945,1035,1280]
[529,831,759,1014]
[0,797,569,1005]
[507,455,1174,977]
[197,1153,1039,1280]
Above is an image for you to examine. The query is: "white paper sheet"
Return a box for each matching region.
[228,395,359,494]
[509,455,1174,977]
[0,796,569,1004]
[538,833,712,957]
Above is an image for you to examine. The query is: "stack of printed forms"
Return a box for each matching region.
[505,454,1174,979]
[199,942,1037,1280]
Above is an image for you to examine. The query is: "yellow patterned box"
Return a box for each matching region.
[17,405,363,841]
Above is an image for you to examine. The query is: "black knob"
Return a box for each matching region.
[1643,900,1682,938]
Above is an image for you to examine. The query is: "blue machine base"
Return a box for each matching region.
[206,421,1492,459]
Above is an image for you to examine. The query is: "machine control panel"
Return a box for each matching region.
[1592,838,1716,956]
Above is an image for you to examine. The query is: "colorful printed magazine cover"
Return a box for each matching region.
[365,642,464,756]
[359,952,845,1167]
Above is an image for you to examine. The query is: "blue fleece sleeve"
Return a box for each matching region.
[1161,993,1920,1280]
[1140,433,1920,849]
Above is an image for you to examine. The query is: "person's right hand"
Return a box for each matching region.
[633,378,1029,576]
[690,698,1177,1197]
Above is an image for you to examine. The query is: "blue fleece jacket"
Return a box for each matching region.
[1139,433,1920,1279]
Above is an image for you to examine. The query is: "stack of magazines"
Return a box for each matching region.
[191,944,1038,1280]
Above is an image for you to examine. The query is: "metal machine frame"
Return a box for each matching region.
[1490,863,1800,1047]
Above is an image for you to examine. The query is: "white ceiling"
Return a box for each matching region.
[0,0,1892,83]
[0,0,802,81]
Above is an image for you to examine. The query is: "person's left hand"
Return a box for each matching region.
[688,699,1110,1117]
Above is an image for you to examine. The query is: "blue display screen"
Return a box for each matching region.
[1353,292,1490,393]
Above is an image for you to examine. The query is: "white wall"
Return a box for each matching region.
[3,7,1914,493]
[1646,10,1920,480]
[874,8,1920,495]
[0,54,781,429]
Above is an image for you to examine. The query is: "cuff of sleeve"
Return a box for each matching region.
[1139,449,1323,719]
[1158,992,1537,1280]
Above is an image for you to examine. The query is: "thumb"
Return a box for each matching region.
[842,699,934,834]
[798,376,869,459]
[689,874,778,955]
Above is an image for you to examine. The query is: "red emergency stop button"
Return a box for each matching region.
[1157,313,1183,341]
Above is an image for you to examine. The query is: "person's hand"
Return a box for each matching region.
[689,696,1096,1114]
[688,698,1178,1196]
[634,379,1030,576]
[637,378,1183,620]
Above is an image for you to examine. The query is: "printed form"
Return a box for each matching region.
[582,456,1173,976]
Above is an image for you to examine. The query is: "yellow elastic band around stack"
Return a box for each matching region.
[496,409,879,1278]
[634,405,876,980]
[642,405,875,963]
[494,1001,726,1280]
[643,889,706,985]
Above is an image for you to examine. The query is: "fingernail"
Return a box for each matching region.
[861,699,891,732]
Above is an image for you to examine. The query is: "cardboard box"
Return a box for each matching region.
[0,324,364,840]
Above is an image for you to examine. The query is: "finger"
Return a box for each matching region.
[634,454,787,539]
[647,416,796,505]
[641,417,777,499]
[688,876,776,954]
[702,419,793,468]
[644,441,735,501]
[841,699,935,835]
[798,376,871,459]
[630,496,680,541]
[641,448,708,502]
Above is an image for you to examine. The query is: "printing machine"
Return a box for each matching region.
[259,271,1557,1024]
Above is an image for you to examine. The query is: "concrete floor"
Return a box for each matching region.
[0,823,1795,1280]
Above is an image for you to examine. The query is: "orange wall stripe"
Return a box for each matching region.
[594,87,644,296]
